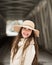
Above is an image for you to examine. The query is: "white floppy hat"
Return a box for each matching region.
[13,20,39,37]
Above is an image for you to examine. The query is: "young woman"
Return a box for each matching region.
[10,20,39,65]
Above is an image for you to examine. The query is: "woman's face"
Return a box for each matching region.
[21,27,32,38]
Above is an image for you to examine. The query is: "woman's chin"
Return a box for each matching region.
[22,35,29,38]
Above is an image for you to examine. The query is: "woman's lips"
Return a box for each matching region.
[23,32,28,36]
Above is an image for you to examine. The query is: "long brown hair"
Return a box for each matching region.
[11,27,38,64]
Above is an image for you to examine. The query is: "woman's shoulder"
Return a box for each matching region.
[30,38,35,45]
[27,38,35,50]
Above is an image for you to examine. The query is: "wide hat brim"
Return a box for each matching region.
[13,25,40,37]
